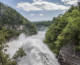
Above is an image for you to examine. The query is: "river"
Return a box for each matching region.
[6,31,60,65]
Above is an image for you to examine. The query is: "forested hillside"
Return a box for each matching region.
[33,21,52,30]
[0,3,37,35]
[45,3,80,54]
[0,2,37,65]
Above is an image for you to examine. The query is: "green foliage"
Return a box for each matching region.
[33,21,52,30]
[0,26,17,65]
[45,4,80,54]
[33,21,52,27]
[0,51,17,65]
[0,2,37,35]
[0,2,37,65]
[13,48,26,59]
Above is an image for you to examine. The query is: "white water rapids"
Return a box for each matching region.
[6,31,60,65]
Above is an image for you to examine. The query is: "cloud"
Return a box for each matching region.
[30,13,44,16]
[61,0,78,5]
[16,0,69,11]
[33,0,42,2]
[40,14,44,16]
[30,13,35,16]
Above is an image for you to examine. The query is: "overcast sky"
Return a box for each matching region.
[0,0,79,22]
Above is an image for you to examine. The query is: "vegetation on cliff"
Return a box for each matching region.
[0,2,37,65]
[0,26,17,65]
[13,48,26,60]
[0,2,37,35]
[44,3,80,54]
[33,21,52,30]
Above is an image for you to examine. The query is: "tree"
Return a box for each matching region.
[44,4,80,54]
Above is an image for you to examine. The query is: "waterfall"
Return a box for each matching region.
[6,31,60,65]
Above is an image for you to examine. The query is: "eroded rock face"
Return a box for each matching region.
[58,43,80,65]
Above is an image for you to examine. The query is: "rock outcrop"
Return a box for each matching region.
[58,43,80,65]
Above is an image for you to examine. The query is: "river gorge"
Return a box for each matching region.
[6,31,60,65]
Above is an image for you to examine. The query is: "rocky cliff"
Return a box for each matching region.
[58,43,80,65]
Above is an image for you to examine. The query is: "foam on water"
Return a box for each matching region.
[6,31,60,65]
